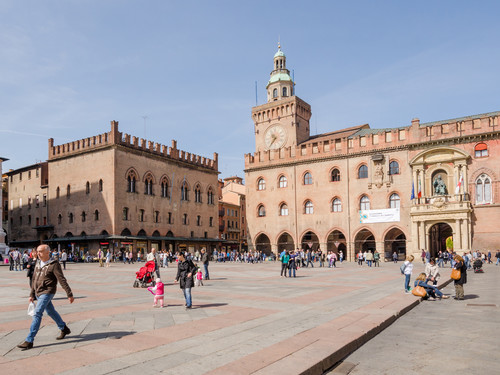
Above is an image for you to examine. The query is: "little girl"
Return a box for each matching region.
[195,266,203,287]
[148,278,165,307]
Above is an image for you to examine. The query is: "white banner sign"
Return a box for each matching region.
[360,208,400,224]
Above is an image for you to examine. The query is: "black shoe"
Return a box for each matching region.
[185,305,192,309]
[17,341,33,350]
[56,325,71,340]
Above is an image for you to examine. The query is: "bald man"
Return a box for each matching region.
[17,244,74,350]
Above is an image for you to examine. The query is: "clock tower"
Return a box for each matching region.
[252,45,312,152]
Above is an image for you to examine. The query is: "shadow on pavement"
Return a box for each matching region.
[33,331,136,348]
[463,294,479,300]
[193,303,228,309]
[53,296,86,300]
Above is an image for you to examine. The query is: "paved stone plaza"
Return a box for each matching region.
[0,260,496,374]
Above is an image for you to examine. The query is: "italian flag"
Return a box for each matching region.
[455,174,463,195]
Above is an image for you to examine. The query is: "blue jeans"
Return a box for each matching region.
[26,294,66,343]
[404,274,411,291]
[367,260,372,267]
[289,267,296,277]
[183,288,192,307]
[203,264,209,280]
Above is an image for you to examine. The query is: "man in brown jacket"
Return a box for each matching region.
[17,244,74,350]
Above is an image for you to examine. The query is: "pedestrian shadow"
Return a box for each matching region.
[33,331,135,348]
[463,294,479,300]
[192,303,228,309]
[53,296,86,301]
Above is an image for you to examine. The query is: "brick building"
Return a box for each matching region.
[245,47,499,260]
[7,121,219,257]
[218,177,247,252]
[0,157,8,254]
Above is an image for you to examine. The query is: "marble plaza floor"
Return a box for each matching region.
[0,259,463,374]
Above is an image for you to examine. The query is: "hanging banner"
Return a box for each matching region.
[360,208,400,223]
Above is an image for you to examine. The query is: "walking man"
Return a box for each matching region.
[201,248,210,280]
[17,244,74,350]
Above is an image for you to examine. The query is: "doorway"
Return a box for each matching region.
[429,223,453,258]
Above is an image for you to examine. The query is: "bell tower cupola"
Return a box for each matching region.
[266,43,295,102]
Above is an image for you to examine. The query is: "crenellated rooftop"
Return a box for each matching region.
[48,121,218,171]
[245,111,500,170]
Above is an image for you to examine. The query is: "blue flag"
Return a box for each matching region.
[410,181,415,200]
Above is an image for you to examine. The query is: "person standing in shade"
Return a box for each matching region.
[175,252,196,309]
[393,251,398,263]
[201,248,210,280]
[17,244,74,350]
[60,249,67,270]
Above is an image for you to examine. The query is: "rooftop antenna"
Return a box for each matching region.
[142,115,148,138]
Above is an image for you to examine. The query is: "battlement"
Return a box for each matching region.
[245,111,500,169]
[49,121,218,171]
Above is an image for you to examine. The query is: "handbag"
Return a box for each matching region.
[451,268,461,280]
[27,302,36,316]
[412,284,427,298]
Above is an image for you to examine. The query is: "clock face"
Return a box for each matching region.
[264,125,287,150]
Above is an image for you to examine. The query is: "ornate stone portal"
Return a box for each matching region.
[410,147,472,256]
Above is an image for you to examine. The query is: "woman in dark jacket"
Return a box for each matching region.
[175,253,196,309]
[26,250,38,287]
[453,254,467,300]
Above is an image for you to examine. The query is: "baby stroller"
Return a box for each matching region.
[133,260,156,288]
[473,259,484,273]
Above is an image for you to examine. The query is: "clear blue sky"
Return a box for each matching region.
[1,1,499,178]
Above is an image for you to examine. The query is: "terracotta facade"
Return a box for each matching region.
[245,48,500,260]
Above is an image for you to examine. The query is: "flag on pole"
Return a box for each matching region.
[410,182,415,200]
[417,178,422,198]
[455,174,463,195]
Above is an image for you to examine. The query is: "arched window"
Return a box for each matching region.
[127,172,137,193]
[57,214,62,224]
[123,207,129,221]
[181,181,189,201]
[273,88,278,98]
[68,212,74,223]
[303,172,313,185]
[56,186,60,199]
[94,210,99,221]
[476,174,492,204]
[358,165,368,179]
[360,195,370,210]
[86,181,90,194]
[282,87,287,97]
[161,178,169,198]
[389,161,400,175]
[194,185,202,203]
[331,168,341,182]
[278,175,288,188]
[304,200,314,214]
[81,211,86,222]
[99,179,103,192]
[280,203,289,216]
[389,193,400,208]
[332,198,342,212]
[67,184,71,197]
[475,143,488,158]
[207,188,214,205]
[144,174,153,195]
[258,204,266,217]
[258,178,266,191]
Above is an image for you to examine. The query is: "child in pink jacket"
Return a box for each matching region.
[148,278,165,308]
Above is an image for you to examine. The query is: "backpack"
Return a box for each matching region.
[400,263,406,274]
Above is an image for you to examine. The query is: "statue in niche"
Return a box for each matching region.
[374,163,384,188]
[433,174,448,195]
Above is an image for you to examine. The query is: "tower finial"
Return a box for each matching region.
[278,36,281,50]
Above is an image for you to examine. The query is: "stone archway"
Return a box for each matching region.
[301,231,319,251]
[255,233,271,255]
[326,230,347,254]
[429,223,453,258]
[354,229,375,255]
[384,228,406,261]
[277,232,294,252]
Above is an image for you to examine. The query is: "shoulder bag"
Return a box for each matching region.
[412,283,427,298]
[451,268,461,280]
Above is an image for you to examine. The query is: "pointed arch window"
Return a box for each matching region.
[280,203,289,216]
[331,169,341,182]
[476,174,492,204]
[94,210,100,221]
[194,185,202,203]
[57,214,62,224]
[144,174,153,195]
[99,179,103,192]
[389,193,400,208]
[257,178,266,191]
[68,212,74,224]
[127,171,137,193]
[332,198,342,212]
[257,204,266,217]
[304,172,313,185]
[56,186,60,199]
[161,178,169,198]
[66,184,71,197]
[81,211,86,222]
[360,195,370,210]
[207,188,214,205]
[86,181,90,194]
[278,175,288,188]
[304,200,314,214]
[181,181,189,201]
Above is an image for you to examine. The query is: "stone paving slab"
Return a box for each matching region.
[0,260,444,374]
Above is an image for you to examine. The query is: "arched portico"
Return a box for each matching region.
[354,229,376,255]
[384,227,407,261]
[301,231,319,251]
[277,232,294,252]
[429,223,453,258]
[255,233,272,255]
[326,230,347,255]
